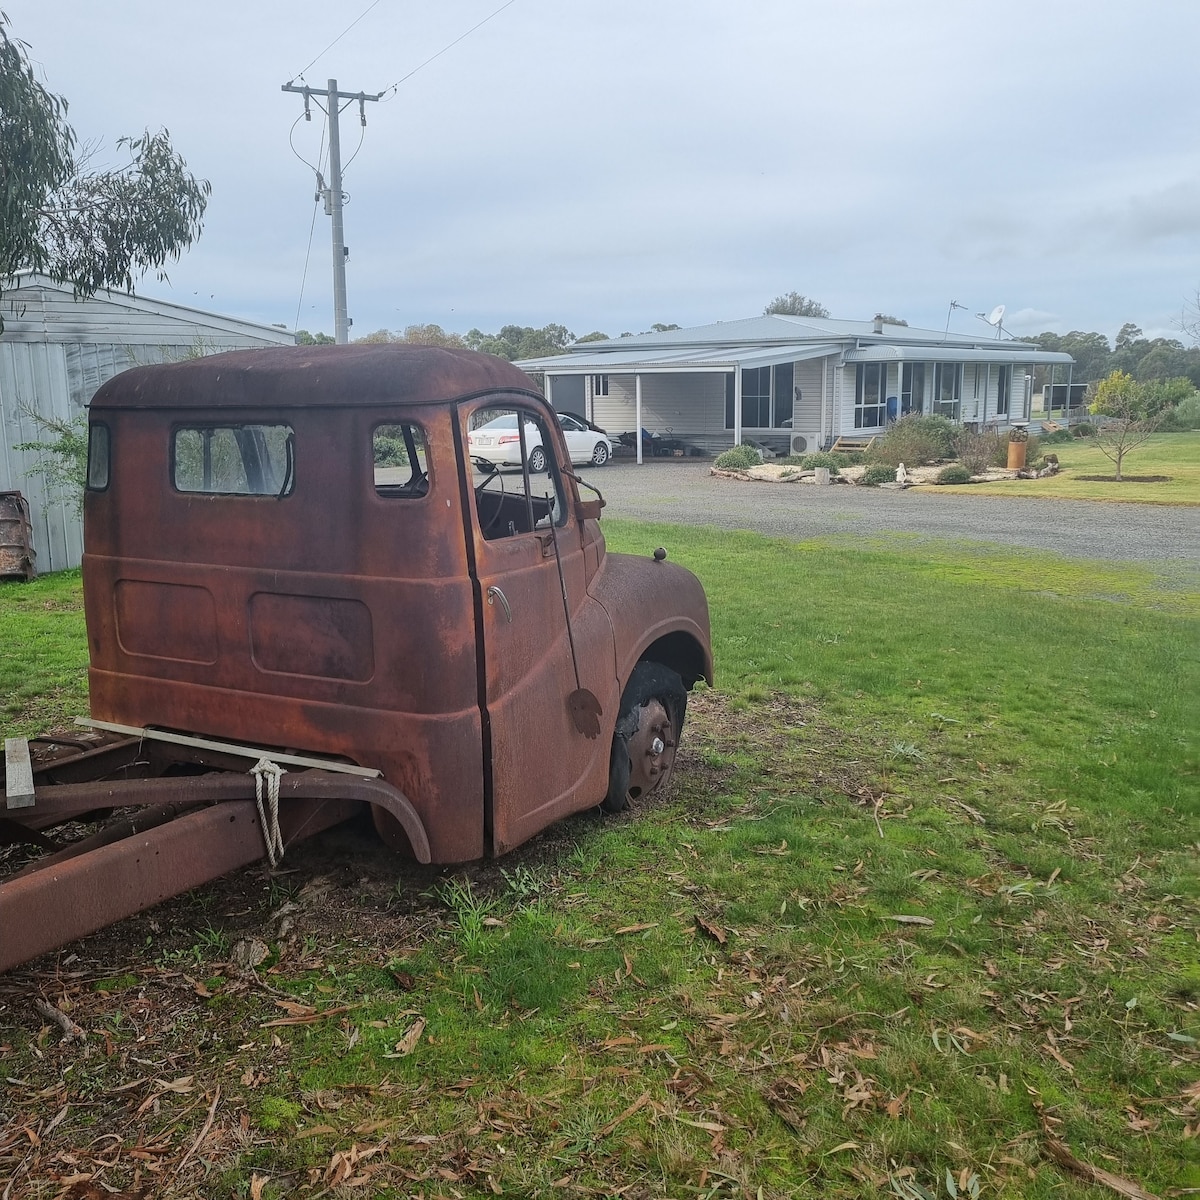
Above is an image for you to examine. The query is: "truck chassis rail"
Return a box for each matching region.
[0,770,430,973]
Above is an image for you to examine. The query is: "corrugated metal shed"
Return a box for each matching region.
[0,274,294,573]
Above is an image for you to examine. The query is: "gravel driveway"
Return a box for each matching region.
[576,460,1200,573]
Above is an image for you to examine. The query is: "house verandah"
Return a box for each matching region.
[516,315,1075,460]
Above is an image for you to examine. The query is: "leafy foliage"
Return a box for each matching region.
[0,16,210,332]
[858,463,898,486]
[1160,392,1200,432]
[295,329,335,345]
[464,323,575,360]
[952,427,1003,474]
[799,452,841,473]
[713,443,763,470]
[866,415,955,467]
[15,406,89,510]
[935,463,973,485]
[763,291,830,318]
[1087,370,1166,480]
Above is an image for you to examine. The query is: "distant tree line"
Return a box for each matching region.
[296,321,683,359]
[1021,323,1200,390]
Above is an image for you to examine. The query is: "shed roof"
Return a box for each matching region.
[1,272,296,345]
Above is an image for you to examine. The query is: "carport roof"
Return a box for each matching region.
[516,313,1075,376]
[518,342,841,374]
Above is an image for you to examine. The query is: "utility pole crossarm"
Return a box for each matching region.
[281,78,381,344]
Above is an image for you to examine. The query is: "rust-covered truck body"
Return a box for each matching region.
[1,344,711,972]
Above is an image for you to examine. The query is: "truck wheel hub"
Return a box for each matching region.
[626,699,677,800]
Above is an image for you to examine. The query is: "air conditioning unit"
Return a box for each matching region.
[789,432,822,455]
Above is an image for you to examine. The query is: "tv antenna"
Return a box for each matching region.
[976,304,1006,338]
[944,299,968,338]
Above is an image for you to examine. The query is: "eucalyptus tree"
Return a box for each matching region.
[0,16,210,332]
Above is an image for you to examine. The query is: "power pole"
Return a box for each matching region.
[281,79,381,344]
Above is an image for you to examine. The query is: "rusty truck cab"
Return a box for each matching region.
[82,344,711,864]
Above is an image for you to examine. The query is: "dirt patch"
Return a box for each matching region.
[1075,474,1170,483]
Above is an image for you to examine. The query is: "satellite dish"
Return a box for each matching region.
[987,304,1006,326]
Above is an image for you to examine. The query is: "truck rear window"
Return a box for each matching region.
[373,422,429,498]
[173,425,295,496]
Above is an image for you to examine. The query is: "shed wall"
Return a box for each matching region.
[0,282,293,573]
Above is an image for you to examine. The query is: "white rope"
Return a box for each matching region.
[251,758,285,867]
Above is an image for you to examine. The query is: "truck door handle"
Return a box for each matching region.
[486,585,512,623]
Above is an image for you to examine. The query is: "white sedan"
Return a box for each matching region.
[468,413,613,472]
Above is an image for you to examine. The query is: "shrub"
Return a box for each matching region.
[866,414,955,466]
[714,443,763,471]
[858,464,898,487]
[799,452,840,474]
[1070,422,1096,438]
[1040,428,1074,444]
[936,463,973,485]
[955,427,1004,474]
[373,431,409,466]
[1160,394,1200,431]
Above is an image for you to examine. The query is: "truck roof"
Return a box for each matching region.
[88,343,541,411]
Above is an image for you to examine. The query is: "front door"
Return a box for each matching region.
[461,400,616,854]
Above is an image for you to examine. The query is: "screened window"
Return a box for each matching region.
[86,423,110,491]
[996,365,1011,417]
[854,363,887,428]
[373,422,430,498]
[591,374,610,397]
[774,362,794,428]
[901,363,925,415]
[173,425,294,495]
[933,364,962,421]
[741,367,771,428]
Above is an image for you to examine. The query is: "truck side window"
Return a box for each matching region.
[466,407,565,541]
[86,423,110,491]
[373,422,430,498]
[173,425,295,496]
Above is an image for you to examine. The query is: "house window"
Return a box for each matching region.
[933,363,962,421]
[725,364,796,429]
[854,363,887,428]
[741,366,771,428]
[901,363,925,416]
[774,362,794,428]
[591,374,609,397]
[996,365,1011,417]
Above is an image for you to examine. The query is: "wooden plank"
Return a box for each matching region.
[75,718,382,778]
[4,737,35,808]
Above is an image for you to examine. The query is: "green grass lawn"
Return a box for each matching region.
[2,531,1197,1199]
[928,430,1200,504]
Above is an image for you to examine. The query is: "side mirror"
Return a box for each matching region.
[574,498,603,522]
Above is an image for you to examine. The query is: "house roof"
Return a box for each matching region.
[516,314,1075,373]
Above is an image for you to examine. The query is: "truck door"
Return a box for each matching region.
[461,401,617,854]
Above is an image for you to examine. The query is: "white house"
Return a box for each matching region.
[0,274,295,573]
[517,315,1076,459]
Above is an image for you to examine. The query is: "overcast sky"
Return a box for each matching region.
[8,0,1200,343]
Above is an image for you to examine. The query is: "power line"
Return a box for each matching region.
[286,0,386,85]
[379,0,518,99]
